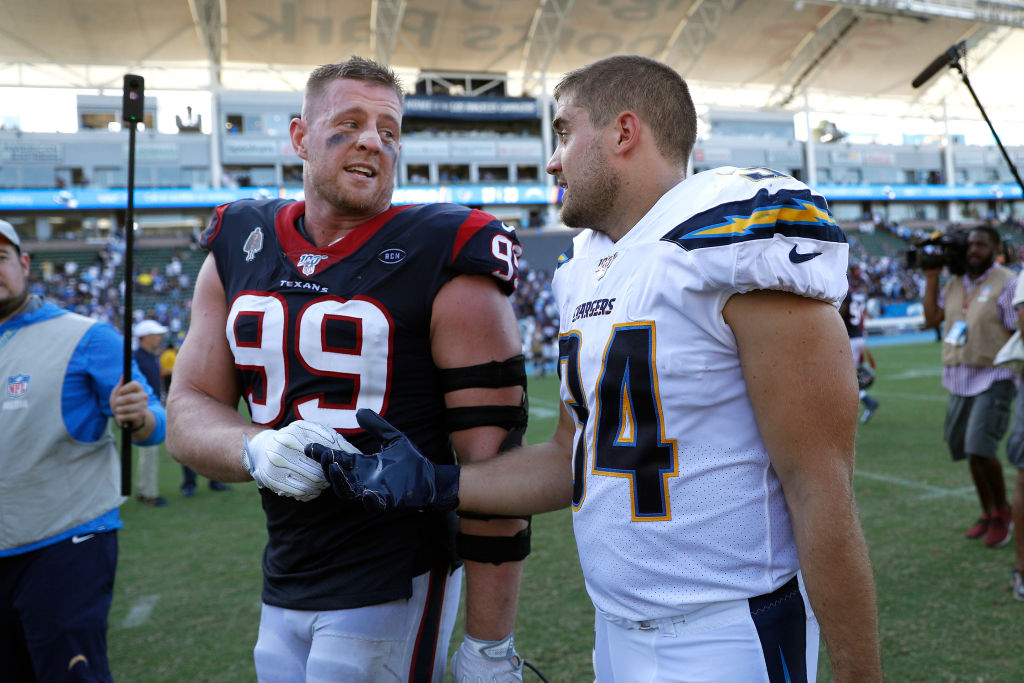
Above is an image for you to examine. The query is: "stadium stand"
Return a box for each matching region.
[2,4,1023,355]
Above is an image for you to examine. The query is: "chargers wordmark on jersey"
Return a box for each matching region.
[571,298,616,323]
[7,374,29,398]
[664,188,846,251]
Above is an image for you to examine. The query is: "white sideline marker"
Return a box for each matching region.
[122,594,160,627]
[884,368,943,380]
[856,469,975,500]
[871,390,947,403]
[529,397,558,419]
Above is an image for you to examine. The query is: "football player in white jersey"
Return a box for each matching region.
[311,54,882,682]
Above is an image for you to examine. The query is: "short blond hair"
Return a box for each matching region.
[554,55,696,165]
[303,56,404,118]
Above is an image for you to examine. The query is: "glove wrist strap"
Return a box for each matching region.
[435,464,461,510]
[464,632,516,660]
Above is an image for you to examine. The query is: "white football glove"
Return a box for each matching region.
[450,633,523,683]
[241,420,355,502]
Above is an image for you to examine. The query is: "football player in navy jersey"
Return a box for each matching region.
[311,55,882,682]
[841,265,880,423]
[166,57,528,682]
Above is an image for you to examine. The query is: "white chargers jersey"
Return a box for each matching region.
[552,167,849,622]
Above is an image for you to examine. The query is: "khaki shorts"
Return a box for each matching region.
[944,379,1016,461]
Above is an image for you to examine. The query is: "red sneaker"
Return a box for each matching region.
[984,513,1013,548]
[965,515,991,539]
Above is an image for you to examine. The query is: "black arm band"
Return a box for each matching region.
[459,511,531,522]
[440,355,529,435]
[456,525,531,565]
[445,404,527,434]
[438,355,527,392]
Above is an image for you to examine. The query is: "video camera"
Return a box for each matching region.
[905,230,968,275]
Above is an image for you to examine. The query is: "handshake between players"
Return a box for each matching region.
[240,409,460,513]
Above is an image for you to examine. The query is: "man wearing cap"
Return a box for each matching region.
[133,318,170,506]
[0,219,166,681]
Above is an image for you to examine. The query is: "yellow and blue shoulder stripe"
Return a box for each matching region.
[555,241,576,269]
[663,188,846,251]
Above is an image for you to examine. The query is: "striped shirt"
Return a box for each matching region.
[939,264,1018,397]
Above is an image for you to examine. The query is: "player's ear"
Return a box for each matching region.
[290,117,308,160]
[613,111,641,156]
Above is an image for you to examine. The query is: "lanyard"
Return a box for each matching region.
[962,270,992,313]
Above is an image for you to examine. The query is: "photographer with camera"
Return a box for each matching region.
[922,225,1017,548]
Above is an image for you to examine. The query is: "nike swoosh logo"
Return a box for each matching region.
[789,245,822,263]
[71,534,96,544]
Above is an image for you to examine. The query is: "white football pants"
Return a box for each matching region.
[254,566,462,682]
[592,574,820,682]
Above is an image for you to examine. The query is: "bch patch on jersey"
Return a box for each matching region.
[551,167,848,622]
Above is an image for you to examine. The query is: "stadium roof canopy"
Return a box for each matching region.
[2,0,1023,124]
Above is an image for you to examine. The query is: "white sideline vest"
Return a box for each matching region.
[0,312,122,550]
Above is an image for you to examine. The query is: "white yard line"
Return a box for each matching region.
[870,390,947,403]
[529,397,559,419]
[883,368,943,380]
[856,469,975,500]
[122,594,160,628]
[856,468,1019,499]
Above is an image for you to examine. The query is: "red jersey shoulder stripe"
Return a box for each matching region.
[451,209,498,263]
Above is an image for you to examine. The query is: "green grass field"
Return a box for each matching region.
[108,341,1024,682]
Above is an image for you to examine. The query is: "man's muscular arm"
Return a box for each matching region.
[725,290,882,682]
[166,254,262,481]
[431,274,526,644]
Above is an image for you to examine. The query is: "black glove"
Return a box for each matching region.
[305,409,460,514]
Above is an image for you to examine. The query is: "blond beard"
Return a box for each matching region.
[559,144,619,233]
[306,162,393,217]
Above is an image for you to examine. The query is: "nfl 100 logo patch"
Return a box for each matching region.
[594,252,618,281]
[7,374,29,398]
[297,253,329,276]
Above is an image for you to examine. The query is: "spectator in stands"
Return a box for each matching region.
[923,226,1017,547]
[135,269,153,292]
[160,339,177,391]
[0,219,166,681]
[133,319,171,507]
[166,252,183,279]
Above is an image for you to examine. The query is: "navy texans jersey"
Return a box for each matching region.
[841,280,868,339]
[201,198,521,610]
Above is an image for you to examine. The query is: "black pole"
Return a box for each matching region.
[121,74,144,496]
[951,62,1024,197]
